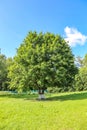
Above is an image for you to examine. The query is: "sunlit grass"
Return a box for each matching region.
[0,91,87,130]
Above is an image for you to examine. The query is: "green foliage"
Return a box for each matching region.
[8,61,28,92]
[75,53,87,91]
[75,67,87,91]
[8,31,77,92]
[0,53,14,91]
[0,54,8,90]
[83,54,87,67]
[47,87,63,93]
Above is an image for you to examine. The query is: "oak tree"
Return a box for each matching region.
[8,32,77,99]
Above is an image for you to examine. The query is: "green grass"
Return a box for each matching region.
[0,91,87,130]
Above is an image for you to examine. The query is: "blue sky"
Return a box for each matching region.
[0,0,87,58]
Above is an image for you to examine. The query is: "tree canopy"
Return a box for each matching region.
[8,32,77,93]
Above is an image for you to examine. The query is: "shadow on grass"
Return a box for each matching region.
[46,92,87,101]
[0,91,87,101]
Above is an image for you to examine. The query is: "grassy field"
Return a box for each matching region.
[0,91,87,130]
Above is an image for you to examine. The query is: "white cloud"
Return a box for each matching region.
[64,26,87,47]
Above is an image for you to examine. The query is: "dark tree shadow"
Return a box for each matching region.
[46,92,87,101]
[0,91,87,101]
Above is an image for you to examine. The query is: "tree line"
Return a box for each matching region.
[0,32,87,94]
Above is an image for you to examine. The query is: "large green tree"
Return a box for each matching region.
[8,32,77,98]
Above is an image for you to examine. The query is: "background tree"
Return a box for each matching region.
[6,57,14,90]
[0,54,7,90]
[75,54,87,91]
[8,32,77,99]
[75,67,87,91]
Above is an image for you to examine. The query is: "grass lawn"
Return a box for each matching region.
[0,91,87,130]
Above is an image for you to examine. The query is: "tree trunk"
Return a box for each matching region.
[38,88,46,100]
